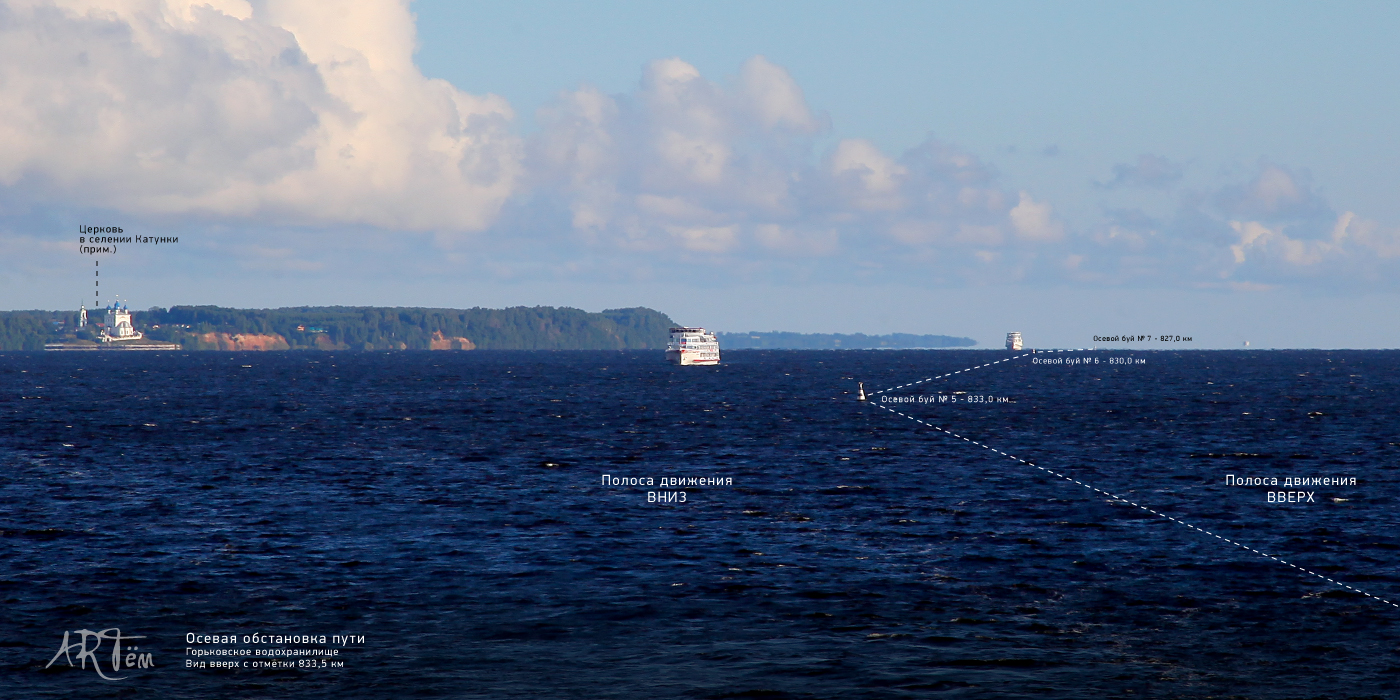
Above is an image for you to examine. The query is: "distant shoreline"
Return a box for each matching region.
[718,331,976,350]
[4,305,979,352]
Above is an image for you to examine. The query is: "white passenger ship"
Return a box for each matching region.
[666,327,720,365]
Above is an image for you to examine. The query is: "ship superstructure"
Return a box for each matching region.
[1006,332,1022,351]
[666,327,720,365]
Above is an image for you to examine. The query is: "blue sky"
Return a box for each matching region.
[413,1,1400,222]
[2,0,1398,347]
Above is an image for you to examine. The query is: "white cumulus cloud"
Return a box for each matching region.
[525,56,1031,270]
[0,0,520,230]
[1009,192,1063,242]
[827,139,907,212]
[21,4,1393,294]
[1229,220,1331,266]
[1082,162,1400,287]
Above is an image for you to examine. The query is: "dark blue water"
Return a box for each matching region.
[2,350,1397,698]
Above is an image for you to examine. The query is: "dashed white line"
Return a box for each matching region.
[870,401,1398,609]
[871,348,1087,396]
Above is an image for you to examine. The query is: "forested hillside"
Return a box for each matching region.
[0,306,676,351]
[0,311,71,351]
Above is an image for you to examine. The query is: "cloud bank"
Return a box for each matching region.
[1086,163,1400,288]
[526,55,1047,279]
[0,0,519,229]
[1,0,1396,290]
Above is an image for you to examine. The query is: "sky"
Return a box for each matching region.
[2,0,1398,348]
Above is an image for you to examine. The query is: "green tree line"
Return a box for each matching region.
[0,311,73,350]
[126,305,678,350]
[0,306,676,351]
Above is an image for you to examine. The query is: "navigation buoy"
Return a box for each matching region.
[857,382,867,401]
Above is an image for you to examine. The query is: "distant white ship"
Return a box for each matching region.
[1006,332,1022,351]
[666,327,720,365]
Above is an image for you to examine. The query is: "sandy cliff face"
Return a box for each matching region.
[429,331,476,350]
[197,333,291,351]
[187,331,471,350]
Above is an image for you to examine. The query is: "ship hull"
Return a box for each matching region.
[666,349,719,366]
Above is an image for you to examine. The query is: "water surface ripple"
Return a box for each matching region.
[1,350,1396,698]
